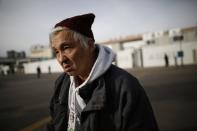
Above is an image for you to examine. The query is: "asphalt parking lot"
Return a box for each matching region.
[0,65,197,131]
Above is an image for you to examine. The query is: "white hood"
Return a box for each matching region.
[68,44,115,131]
[70,44,116,87]
[87,44,116,83]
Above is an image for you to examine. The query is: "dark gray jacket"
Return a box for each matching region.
[47,65,159,131]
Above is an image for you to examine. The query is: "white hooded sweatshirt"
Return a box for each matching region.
[67,44,115,131]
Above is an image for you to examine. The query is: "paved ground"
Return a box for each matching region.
[0,65,197,131]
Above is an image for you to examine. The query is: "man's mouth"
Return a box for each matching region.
[62,63,73,72]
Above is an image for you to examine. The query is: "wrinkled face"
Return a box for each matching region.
[51,30,95,78]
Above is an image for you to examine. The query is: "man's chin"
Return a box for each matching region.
[66,72,74,76]
[64,70,76,76]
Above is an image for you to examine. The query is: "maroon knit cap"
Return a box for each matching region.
[55,13,95,41]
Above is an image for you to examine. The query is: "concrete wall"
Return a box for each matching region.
[117,49,133,68]
[142,41,197,67]
[23,41,197,74]
[24,59,63,74]
[123,40,145,49]
[116,48,143,68]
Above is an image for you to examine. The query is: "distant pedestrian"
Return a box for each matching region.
[164,53,169,67]
[36,66,41,78]
[48,66,51,74]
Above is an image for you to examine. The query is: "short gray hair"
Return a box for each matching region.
[49,27,92,48]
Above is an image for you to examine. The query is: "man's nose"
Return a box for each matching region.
[58,52,67,63]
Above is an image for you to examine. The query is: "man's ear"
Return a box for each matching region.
[87,39,94,48]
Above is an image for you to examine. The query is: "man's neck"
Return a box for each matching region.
[76,47,98,85]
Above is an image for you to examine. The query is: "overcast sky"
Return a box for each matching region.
[0,0,197,56]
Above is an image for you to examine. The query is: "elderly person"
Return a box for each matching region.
[47,13,159,131]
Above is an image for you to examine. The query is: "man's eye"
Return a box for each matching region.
[54,50,59,54]
[63,45,69,50]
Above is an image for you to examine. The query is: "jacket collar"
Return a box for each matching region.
[57,74,70,105]
[81,77,106,112]
[55,73,107,111]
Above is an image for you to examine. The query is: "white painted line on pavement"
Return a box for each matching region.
[19,116,51,131]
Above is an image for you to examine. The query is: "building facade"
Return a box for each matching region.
[102,26,197,68]
[30,45,53,59]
